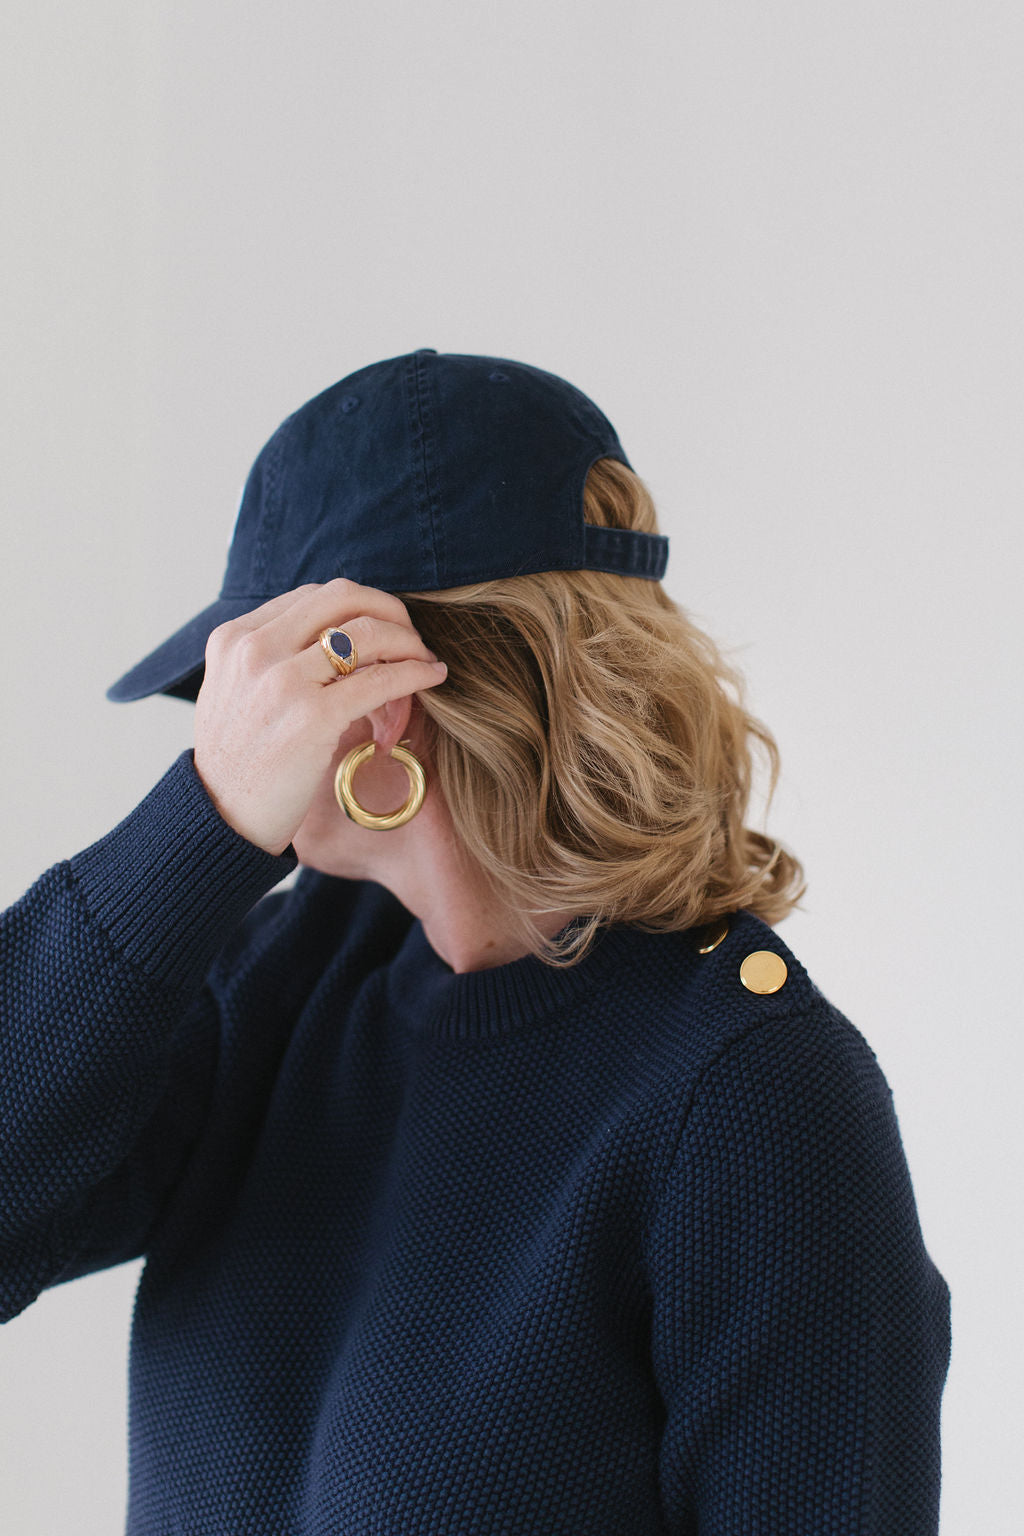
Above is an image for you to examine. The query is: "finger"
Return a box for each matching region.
[262,577,415,652]
[322,657,448,721]
[225,584,324,634]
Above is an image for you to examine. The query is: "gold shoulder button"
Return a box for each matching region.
[739,950,788,995]
[694,916,730,953]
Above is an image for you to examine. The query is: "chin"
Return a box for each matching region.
[291,819,354,878]
[294,846,359,880]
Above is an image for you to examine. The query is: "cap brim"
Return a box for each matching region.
[105,596,266,703]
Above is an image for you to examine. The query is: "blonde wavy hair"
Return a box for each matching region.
[398,457,805,968]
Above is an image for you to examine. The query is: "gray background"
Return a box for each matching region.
[2,2,1020,1531]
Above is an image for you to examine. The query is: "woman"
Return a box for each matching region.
[0,349,950,1533]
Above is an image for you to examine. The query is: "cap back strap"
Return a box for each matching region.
[582,524,669,580]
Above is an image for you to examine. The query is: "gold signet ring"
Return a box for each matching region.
[319,627,358,676]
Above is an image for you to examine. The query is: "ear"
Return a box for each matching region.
[367,692,414,756]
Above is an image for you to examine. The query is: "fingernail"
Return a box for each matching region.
[430,660,447,673]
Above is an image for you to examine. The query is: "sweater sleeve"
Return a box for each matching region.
[647,1005,952,1535]
[0,748,297,1323]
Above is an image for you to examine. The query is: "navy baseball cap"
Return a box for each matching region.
[107,348,670,703]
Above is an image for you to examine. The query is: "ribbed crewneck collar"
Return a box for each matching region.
[385,914,651,1042]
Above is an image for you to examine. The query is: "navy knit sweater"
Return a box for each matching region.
[0,748,951,1533]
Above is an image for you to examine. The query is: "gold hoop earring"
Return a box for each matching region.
[334,739,427,829]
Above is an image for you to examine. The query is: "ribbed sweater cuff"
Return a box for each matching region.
[68,748,298,992]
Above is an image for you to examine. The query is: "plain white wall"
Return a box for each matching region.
[1,2,1020,1531]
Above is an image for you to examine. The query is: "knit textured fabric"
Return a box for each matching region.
[0,749,951,1533]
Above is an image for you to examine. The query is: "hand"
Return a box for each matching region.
[192,578,447,856]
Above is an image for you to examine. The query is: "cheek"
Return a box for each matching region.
[328,717,374,770]
[317,720,373,805]
[299,721,372,825]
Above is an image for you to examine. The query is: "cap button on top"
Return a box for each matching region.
[739,950,788,994]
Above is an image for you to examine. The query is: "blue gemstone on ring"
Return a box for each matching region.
[329,631,353,660]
